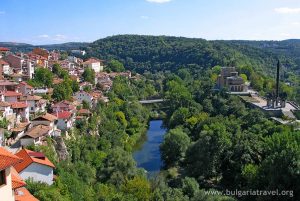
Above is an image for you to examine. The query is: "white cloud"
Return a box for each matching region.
[141,15,150,20]
[274,7,300,14]
[146,0,172,3]
[38,34,49,38]
[0,11,5,15]
[53,34,67,41]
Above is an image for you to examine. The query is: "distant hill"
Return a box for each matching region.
[1,35,300,76]
[40,42,89,51]
[0,42,89,52]
[0,42,34,52]
[85,35,299,76]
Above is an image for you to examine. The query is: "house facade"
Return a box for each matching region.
[14,149,55,185]
[54,111,74,131]
[83,58,104,73]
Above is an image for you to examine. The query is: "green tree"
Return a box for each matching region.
[160,128,191,167]
[82,67,95,84]
[121,177,151,201]
[33,67,53,87]
[108,59,125,72]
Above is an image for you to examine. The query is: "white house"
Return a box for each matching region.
[14,149,55,185]
[20,95,46,114]
[83,58,104,73]
[74,91,93,105]
[31,113,61,137]
[19,125,52,147]
[0,101,13,119]
[3,91,22,103]
[53,111,74,131]
[10,102,30,123]
[0,59,11,75]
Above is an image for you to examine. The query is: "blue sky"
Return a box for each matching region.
[0,0,300,44]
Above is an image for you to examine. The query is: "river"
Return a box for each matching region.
[133,120,166,176]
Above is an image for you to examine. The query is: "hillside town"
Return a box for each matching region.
[0,46,136,201]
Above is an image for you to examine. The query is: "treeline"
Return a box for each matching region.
[159,68,300,201]
[86,35,297,75]
[86,35,300,103]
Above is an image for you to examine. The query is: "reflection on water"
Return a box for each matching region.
[133,120,166,176]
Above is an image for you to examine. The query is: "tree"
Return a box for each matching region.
[181,177,199,198]
[240,73,248,82]
[82,67,95,84]
[184,122,232,180]
[108,59,125,72]
[71,80,79,92]
[33,67,53,87]
[121,177,151,201]
[256,131,300,201]
[160,128,191,167]
[165,80,192,111]
[52,80,73,101]
[99,147,137,186]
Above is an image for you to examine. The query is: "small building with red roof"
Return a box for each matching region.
[3,91,22,103]
[53,111,75,131]
[51,100,75,113]
[14,149,55,185]
[0,59,11,79]
[10,102,29,123]
[0,147,39,201]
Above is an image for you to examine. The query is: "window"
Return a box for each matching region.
[0,170,6,186]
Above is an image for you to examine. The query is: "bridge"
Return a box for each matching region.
[139,99,165,104]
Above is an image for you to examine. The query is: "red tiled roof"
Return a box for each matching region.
[83,58,104,64]
[4,91,22,97]
[15,187,39,201]
[19,82,34,89]
[0,80,18,86]
[0,47,10,51]
[54,111,72,119]
[33,113,57,122]
[0,59,9,65]
[0,147,23,171]
[23,125,51,139]
[0,101,11,107]
[14,149,55,173]
[10,102,28,109]
[11,167,26,189]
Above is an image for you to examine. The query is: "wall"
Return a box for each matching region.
[57,119,67,131]
[20,137,34,147]
[0,168,14,201]
[5,96,18,103]
[19,163,53,185]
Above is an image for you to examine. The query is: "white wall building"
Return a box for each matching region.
[14,149,55,185]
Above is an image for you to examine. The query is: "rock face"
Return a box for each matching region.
[53,136,69,161]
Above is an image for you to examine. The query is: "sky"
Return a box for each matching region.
[0,0,300,44]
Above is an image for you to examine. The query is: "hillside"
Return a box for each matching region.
[86,35,299,76]
[0,42,88,52]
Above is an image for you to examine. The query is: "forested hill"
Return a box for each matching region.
[86,35,298,75]
[0,42,89,52]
